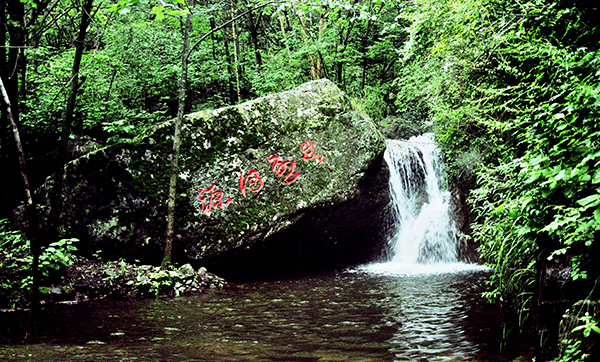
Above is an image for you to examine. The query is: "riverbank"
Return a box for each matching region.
[1,260,226,312]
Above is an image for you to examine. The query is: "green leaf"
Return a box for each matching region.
[152,6,164,21]
[494,204,504,215]
[592,170,600,184]
[577,194,600,207]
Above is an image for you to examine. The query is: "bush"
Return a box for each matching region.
[0,219,79,308]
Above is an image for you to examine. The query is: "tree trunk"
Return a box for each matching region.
[63,0,93,139]
[2,1,26,217]
[360,18,371,90]
[5,0,25,130]
[209,17,217,61]
[316,11,325,78]
[49,0,93,243]
[0,76,41,341]
[298,14,317,80]
[278,14,290,57]
[333,9,355,88]
[246,6,262,67]
[0,0,8,181]
[230,0,241,102]
[163,0,193,267]
[221,11,235,103]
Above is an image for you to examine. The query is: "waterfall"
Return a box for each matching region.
[384,133,458,265]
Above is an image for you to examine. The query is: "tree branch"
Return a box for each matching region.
[186,0,277,61]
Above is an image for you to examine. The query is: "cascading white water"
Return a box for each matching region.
[384,133,458,265]
[362,133,488,275]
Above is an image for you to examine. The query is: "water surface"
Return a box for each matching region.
[1,267,505,361]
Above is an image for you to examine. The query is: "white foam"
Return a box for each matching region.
[356,262,490,276]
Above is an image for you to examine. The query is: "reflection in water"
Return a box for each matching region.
[0,138,502,361]
[1,269,504,361]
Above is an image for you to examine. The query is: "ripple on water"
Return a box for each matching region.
[0,267,502,361]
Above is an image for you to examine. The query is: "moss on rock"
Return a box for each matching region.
[15,80,388,275]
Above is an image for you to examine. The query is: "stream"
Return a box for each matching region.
[1,267,503,361]
[1,135,506,361]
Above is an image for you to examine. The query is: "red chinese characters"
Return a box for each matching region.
[301,140,324,163]
[267,155,300,184]
[239,169,264,197]
[198,139,326,216]
[198,184,233,216]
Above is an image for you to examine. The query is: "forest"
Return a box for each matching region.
[1,0,599,360]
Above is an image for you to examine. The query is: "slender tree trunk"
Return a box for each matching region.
[163,0,193,267]
[298,14,317,80]
[333,9,355,88]
[221,12,235,103]
[63,0,93,139]
[6,0,25,129]
[49,0,93,243]
[209,16,217,61]
[315,11,325,78]
[278,14,290,57]
[0,76,41,341]
[246,7,262,67]
[2,0,26,217]
[230,0,241,102]
[360,18,371,90]
[0,0,8,179]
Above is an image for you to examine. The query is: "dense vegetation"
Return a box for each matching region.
[1,0,599,359]
[391,0,600,359]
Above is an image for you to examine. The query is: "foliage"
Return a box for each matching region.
[390,0,600,355]
[0,219,79,308]
[572,312,600,339]
[2,0,596,355]
[557,312,600,362]
[135,267,185,296]
[21,16,177,141]
[39,238,79,277]
[0,220,33,308]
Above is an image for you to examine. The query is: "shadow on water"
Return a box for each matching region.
[0,136,511,361]
[1,268,509,361]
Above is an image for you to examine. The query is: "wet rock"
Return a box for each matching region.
[178,263,195,278]
[379,116,423,140]
[65,260,226,301]
[14,79,388,277]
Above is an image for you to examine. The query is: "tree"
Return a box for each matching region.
[49,0,95,244]
[0,76,41,340]
[161,0,276,266]
[163,0,194,267]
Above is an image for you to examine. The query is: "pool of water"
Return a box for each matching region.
[1,265,507,361]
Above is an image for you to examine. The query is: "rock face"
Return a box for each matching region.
[17,79,390,279]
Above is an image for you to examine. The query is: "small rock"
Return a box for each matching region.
[178,263,195,278]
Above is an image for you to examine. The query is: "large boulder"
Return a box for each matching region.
[17,79,390,279]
